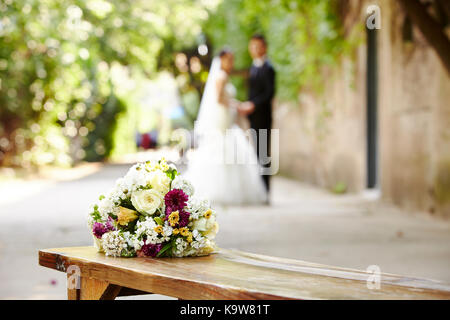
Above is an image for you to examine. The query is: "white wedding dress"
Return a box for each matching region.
[185,58,267,205]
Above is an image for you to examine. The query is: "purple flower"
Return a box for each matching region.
[138,243,163,257]
[164,207,191,228]
[105,216,115,229]
[92,217,115,239]
[92,223,107,238]
[164,189,188,213]
[178,210,190,227]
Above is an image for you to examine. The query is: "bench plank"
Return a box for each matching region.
[39,246,450,300]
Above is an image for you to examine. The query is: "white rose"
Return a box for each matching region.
[193,217,207,231]
[204,222,219,240]
[206,215,216,230]
[193,215,216,232]
[131,189,163,215]
[148,171,171,195]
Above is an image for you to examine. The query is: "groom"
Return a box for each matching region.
[240,34,276,193]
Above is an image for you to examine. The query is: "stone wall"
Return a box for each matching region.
[378,0,450,217]
[273,0,450,217]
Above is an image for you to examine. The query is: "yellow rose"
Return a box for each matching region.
[117,206,138,226]
[131,189,163,215]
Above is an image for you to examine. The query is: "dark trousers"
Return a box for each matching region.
[252,126,271,192]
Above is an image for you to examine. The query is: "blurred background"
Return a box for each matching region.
[0,0,449,299]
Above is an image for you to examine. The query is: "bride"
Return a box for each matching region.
[184,49,268,205]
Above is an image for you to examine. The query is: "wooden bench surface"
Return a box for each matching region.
[39,246,450,300]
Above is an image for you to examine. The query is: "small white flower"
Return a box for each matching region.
[121,231,137,248]
[101,231,125,257]
[135,216,166,245]
[97,197,119,220]
[192,229,200,239]
[113,177,131,199]
[163,222,173,237]
[187,197,210,220]
[123,163,151,190]
[171,176,194,196]
[191,239,206,250]
[135,217,157,237]
[173,238,188,257]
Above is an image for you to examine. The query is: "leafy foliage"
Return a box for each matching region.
[165,167,179,181]
[204,0,354,101]
[0,0,209,167]
[0,0,355,168]
[156,240,175,258]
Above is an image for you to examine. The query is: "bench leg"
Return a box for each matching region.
[67,275,121,300]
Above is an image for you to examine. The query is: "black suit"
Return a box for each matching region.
[248,60,275,191]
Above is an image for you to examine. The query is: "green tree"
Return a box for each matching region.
[0,0,209,167]
[204,0,355,101]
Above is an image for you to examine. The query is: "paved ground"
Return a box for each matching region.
[0,163,449,299]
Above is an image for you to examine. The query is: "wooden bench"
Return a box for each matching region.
[38,246,450,300]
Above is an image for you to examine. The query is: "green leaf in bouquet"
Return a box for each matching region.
[121,247,136,258]
[165,168,178,180]
[108,213,118,220]
[90,210,102,222]
[157,241,174,258]
[120,197,135,210]
[155,207,165,216]
[154,216,164,226]
[121,219,138,233]
[137,184,152,190]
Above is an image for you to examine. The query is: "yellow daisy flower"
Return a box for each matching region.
[204,209,213,219]
[179,227,189,237]
[168,210,180,227]
[154,225,163,234]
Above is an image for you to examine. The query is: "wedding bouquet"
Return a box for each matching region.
[87,158,218,258]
